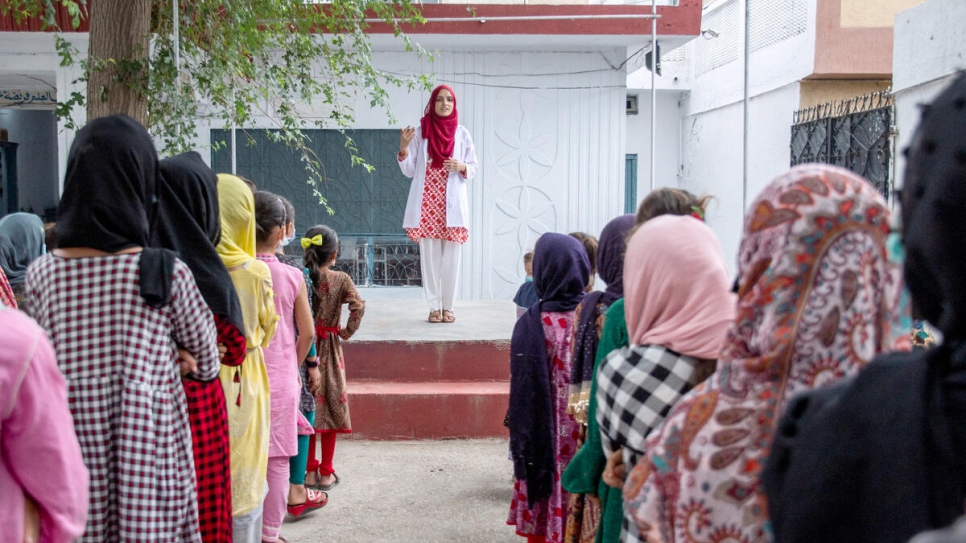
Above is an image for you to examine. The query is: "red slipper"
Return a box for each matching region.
[287,489,328,517]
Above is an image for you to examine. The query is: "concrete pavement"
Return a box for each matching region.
[281,438,520,543]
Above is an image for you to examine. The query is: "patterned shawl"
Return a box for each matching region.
[622,165,909,543]
[568,214,635,424]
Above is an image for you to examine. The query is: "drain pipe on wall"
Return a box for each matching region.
[741,0,750,217]
[650,0,657,192]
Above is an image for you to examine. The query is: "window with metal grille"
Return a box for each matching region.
[749,0,807,53]
[695,0,740,76]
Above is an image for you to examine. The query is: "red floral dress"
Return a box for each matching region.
[405,165,468,244]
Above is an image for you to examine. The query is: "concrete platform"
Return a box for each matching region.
[352,287,515,342]
[343,288,514,440]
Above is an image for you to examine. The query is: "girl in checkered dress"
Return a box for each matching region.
[594,215,735,543]
[22,115,221,542]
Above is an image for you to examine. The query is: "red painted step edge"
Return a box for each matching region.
[346,380,510,440]
[343,340,510,383]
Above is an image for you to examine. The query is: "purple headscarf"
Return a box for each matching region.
[508,233,589,506]
[568,215,636,421]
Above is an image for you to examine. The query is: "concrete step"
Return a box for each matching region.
[343,339,511,383]
[346,380,509,440]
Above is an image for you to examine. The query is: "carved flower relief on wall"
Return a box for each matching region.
[488,88,561,299]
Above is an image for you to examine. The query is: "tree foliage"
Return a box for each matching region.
[2,0,432,210]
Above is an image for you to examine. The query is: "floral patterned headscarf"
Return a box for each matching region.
[622,164,909,543]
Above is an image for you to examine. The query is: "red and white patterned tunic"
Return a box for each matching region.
[405,165,469,244]
[23,253,220,543]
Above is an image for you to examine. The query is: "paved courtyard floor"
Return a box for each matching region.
[281,438,520,543]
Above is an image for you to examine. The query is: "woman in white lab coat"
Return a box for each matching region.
[398,84,479,323]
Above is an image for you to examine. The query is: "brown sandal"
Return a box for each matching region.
[428,310,443,323]
[442,310,456,323]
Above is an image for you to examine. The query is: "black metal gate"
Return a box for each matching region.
[790,92,893,197]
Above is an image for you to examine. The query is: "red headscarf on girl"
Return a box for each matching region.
[420,84,459,166]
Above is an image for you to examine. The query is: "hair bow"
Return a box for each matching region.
[301,234,324,249]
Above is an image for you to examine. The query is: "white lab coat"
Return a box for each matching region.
[398,125,478,229]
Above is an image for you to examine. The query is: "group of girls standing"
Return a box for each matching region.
[508,74,966,543]
[2,113,365,543]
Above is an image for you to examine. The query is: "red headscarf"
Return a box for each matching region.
[420,84,459,166]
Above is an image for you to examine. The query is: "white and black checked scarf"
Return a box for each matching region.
[597,344,715,467]
[596,344,715,543]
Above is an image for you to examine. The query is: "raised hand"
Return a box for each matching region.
[399,126,416,153]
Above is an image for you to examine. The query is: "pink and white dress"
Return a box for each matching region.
[507,311,581,543]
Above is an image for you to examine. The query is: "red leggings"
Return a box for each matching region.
[306,431,337,476]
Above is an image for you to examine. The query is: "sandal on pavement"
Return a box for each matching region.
[428,310,442,323]
[287,489,328,517]
[305,468,322,490]
[318,472,341,491]
[442,310,456,323]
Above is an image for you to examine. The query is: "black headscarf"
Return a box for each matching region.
[152,152,245,337]
[0,212,45,287]
[903,72,966,340]
[763,73,966,543]
[56,114,175,307]
[570,214,635,401]
[509,233,589,507]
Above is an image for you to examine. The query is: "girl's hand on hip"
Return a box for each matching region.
[308,366,322,394]
[603,448,627,488]
[177,348,198,377]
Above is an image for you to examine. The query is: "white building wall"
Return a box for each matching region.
[0,33,86,195]
[0,35,628,300]
[0,109,59,215]
[674,0,816,270]
[892,0,966,189]
[625,91,684,205]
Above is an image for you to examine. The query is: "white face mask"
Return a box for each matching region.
[279,233,295,247]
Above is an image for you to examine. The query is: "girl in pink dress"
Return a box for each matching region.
[254,192,322,543]
[507,233,591,543]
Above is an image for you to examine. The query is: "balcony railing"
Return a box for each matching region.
[283,235,421,288]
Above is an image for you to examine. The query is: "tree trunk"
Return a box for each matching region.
[86,0,152,125]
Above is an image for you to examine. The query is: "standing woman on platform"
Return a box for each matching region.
[398,84,478,324]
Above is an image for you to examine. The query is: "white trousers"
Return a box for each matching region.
[419,238,461,311]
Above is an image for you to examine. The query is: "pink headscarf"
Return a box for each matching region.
[624,215,736,359]
[624,165,909,543]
